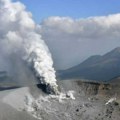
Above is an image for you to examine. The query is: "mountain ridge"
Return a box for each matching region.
[58,47,120,81]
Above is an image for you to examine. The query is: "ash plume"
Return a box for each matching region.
[0,0,59,94]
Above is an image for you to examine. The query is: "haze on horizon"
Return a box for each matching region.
[10,0,120,69]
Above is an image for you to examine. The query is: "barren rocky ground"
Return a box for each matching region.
[0,79,119,120]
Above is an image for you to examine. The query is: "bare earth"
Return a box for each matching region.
[0,79,119,120]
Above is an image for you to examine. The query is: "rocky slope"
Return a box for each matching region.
[0,79,119,120]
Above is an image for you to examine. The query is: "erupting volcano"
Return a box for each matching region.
[0,0,59,94]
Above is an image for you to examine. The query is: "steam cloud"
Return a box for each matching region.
[0,0,58,94]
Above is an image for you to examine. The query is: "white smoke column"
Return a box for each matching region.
[0,0,59,94]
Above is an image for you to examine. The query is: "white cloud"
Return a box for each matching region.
[40,14,120,69]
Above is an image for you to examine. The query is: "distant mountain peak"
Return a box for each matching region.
[104,47,120,58]
[59,47,120,81]
[112,47,120,53]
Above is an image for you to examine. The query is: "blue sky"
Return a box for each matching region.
[14,0,120,23]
